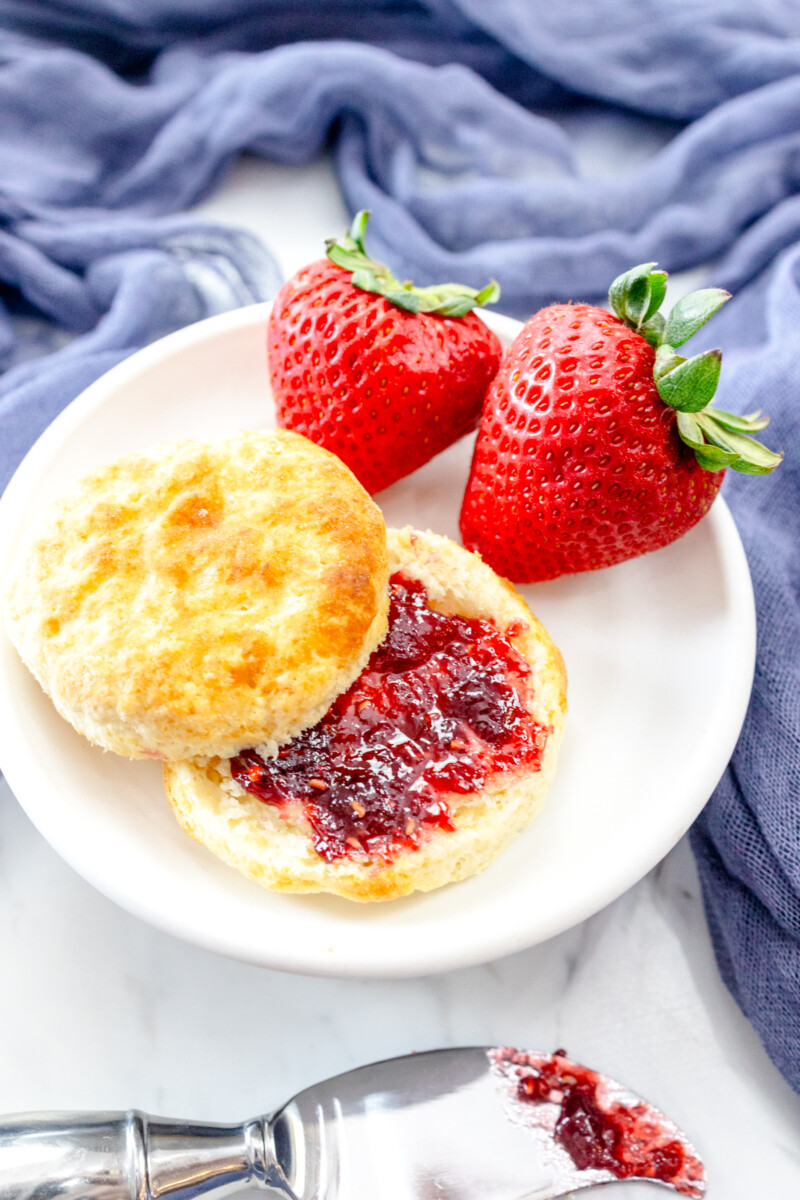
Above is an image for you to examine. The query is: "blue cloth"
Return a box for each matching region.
[1,1,799,1090]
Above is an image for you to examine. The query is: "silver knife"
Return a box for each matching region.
[0,1047,705,1199]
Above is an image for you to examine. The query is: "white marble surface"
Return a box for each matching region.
[2,147,800,1197]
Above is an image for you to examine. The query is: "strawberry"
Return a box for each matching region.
[268,210,502,494]
[460,264,782,582]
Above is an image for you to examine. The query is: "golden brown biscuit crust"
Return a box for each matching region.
[164,527,567,901]
[4,430,389,760]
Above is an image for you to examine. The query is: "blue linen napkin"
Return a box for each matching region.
[1,1,799,1091]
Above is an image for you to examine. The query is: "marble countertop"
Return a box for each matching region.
[2,151,799,1197]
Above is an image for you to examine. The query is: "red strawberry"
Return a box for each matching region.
[460,264,781,582]
[268,210,502,494]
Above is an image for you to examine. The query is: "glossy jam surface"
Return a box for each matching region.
[231,574,548,862]
[491,1049,705,1197]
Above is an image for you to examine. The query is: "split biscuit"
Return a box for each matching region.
[4,429,389,760]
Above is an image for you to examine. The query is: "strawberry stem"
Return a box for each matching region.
[608,264,782,475]
[326,210,500,317]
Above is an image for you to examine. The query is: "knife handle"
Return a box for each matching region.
[0,1111,287,1200]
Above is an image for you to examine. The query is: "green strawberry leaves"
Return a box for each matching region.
[326,210,500,317]
[609,262,668,332]
[609,263,782,475]
[638,311,666,348]
[663,288,731,347]
[654,346,721,413]
[676,410,783,475]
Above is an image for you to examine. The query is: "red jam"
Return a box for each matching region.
[491,1049,705,1197]
[231,574,549,863]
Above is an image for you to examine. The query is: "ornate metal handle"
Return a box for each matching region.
[0,1111,287,1200]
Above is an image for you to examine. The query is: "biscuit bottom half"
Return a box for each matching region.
[163,528,567,902]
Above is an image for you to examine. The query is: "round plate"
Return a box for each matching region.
[0,304,755,977]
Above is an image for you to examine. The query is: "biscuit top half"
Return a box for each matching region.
[4,430,390,760]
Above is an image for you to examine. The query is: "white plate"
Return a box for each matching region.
[0,303,755,978]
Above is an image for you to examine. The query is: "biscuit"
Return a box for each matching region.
[4,430,389,760]
[164,527,567,901]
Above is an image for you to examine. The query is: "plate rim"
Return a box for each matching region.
[0,303,756,977]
